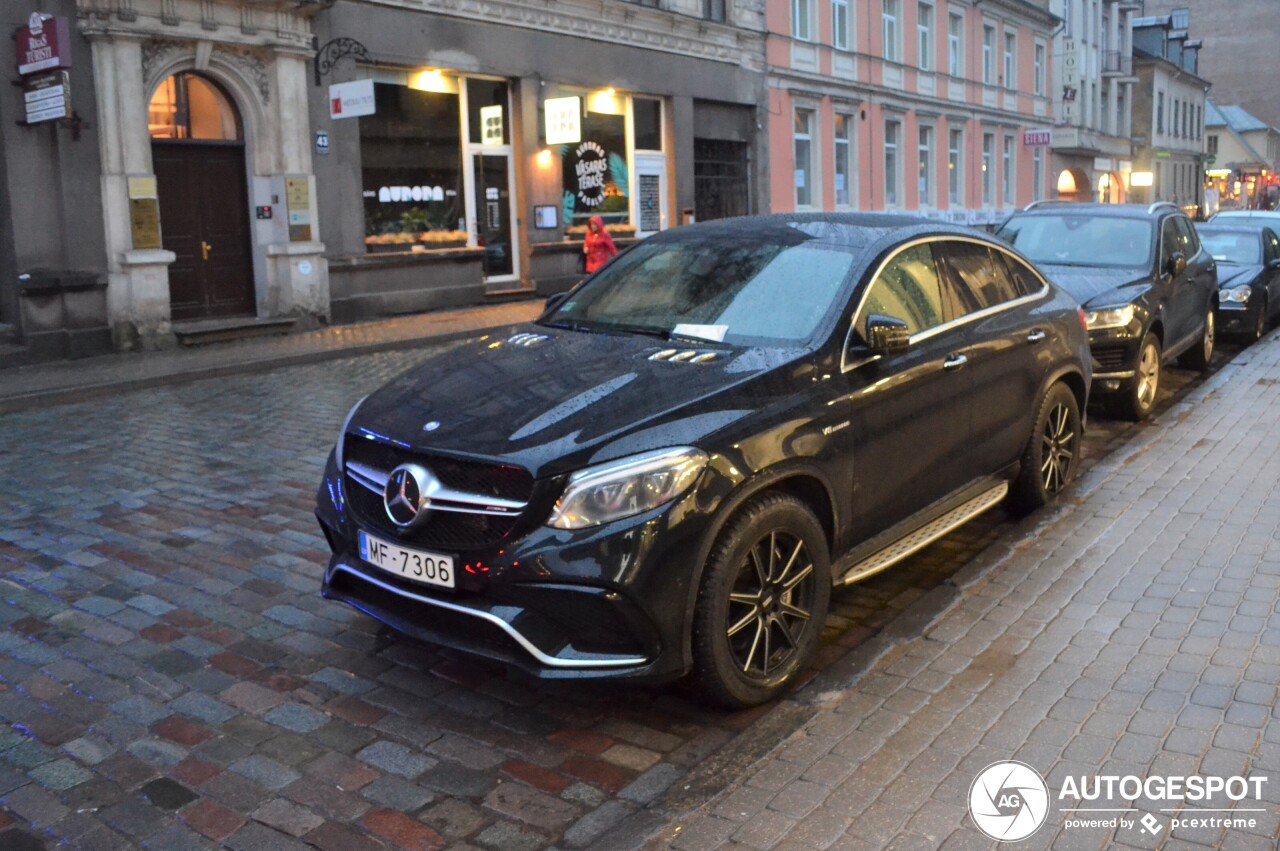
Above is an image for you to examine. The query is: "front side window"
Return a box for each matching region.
[1003,31,1016,89]
[858,243,945,335]
[982,24,995,84]
[883,0,900,63]
[948,128,963,207]
[551,235,855,346]
[833,0,851,51]
[835,114,853,207]
[948,12,963,77]
[885,119,900,207]
[917,2,934,71]
[998,214,1155,269]
[794,109,814,208]
[918,126,934,207]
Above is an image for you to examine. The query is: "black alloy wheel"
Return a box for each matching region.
[1007,382,1081,514]
[692,494,830,708]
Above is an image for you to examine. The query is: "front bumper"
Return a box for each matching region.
[1216,301,1257,335]
[314,451,705,682]
[1086,324,1142,388]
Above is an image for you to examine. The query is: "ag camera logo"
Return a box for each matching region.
[969,761,1050,842]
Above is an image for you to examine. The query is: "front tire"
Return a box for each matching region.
[1179,309,1214,370]
[1007,382,1081,515]
[1249,296,1268,343]
[691,494,830,708]
[1115,332,1161,421]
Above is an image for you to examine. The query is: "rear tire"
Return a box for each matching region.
[1114,332,1161,421]
[1178,309,1214,370]
[1007,382,1081,515]
[691,494,830,709]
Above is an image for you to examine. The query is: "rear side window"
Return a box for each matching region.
[857,244,946,336]
[996,251,1043,298]
[938,241,1022,312]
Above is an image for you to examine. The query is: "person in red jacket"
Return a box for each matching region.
[583,215,618,273]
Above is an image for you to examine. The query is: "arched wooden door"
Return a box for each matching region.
[149,73,256,321]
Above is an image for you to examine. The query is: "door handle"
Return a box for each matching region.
[201,241,212,261]
[943,353,968,371]
[1026,329,1047,344]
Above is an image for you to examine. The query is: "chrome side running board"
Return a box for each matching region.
[836,482,1008,586]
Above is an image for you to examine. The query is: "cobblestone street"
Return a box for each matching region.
[0,327,1259,850]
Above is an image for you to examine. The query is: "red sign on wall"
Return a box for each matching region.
[16,14,72,76]
[1023,128,1052,147]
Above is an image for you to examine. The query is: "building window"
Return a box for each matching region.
[794,108,814,207]
[918,125,933,207]
[792,0,812,41]
[982,132,994,205]
[982,24,995,85]
[917,3,934,71]
[1032,146,1044,202]
[833,0,851,51]
[1003,31,1016,89]
[885,119,900,207]
[883,0,900,63]
[948,12,963,78]
[1208,134,1218,155]
[1002,135,1014,205]
[1157,91,1164,134]
[835,113,854,207]
[703,0,726,21]
[1034,42,1045,96]
[1173,100,1180,138]
[948,128,963,207]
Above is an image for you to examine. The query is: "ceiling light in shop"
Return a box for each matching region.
[587,89,624,115]
[408,69,457,94]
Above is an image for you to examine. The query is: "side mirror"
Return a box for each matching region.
[542,291,570,315]
[1268,258,1280,270]
[865,314,911,356]
[1166,251,1187,278]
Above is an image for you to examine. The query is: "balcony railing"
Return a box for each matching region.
[1102,51,1133,76]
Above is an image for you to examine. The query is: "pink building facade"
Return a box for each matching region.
[767,0,1057,225]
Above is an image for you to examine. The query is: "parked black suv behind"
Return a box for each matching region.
[316,214,1090,706]
[997,202,1217,420]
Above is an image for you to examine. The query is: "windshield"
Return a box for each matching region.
[1199,231,1261,265]
[543,235,855,346]
[997,215,1154,269]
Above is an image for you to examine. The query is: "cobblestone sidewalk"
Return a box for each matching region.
[643,336,1280,850]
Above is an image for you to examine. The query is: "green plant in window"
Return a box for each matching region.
[399,207,430,232]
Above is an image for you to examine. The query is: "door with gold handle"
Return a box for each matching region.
[201,240,212,261]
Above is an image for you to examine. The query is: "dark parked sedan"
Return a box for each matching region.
[315,214,1090,706]
[1195,223,1280,342]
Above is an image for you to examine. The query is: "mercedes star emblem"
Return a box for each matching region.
[383,464,435,528]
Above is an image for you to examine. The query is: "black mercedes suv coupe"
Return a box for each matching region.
[316,214,1090,706]
[997,202,1217,420]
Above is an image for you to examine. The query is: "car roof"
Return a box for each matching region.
[1195,223,1269,236]
[1006,202,1168,221]
[665,212,1002,252]
[1210,210,1280,219]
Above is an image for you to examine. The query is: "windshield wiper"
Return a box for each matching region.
[538,319,597,333]
[601,324,672,340]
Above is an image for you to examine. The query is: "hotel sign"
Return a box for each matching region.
[17,14,72,76]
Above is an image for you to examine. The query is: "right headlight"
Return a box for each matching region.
[547,447,708,530]
[1219,285,1252,304]
[1084,304,1136,330]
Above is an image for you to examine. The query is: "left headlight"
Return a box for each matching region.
[547,447,709,530]
[1219,285,1252,304]
[334,395,367,471]
[1084,303,1136,330]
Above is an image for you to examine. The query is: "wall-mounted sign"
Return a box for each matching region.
[545,96,582,145]
[17,14,72,76]
[533,205,557,229]
[315,130,330,155]
[1023,128,1052,147]
[480,105,504,145]
[285,176,313,241]
[23,71,70,124]
[329,79,375,119]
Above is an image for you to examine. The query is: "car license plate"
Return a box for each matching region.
[358,530,455,589]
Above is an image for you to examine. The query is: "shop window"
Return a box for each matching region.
[633,98,662,151]
[563,104,631,228]
[148,73,240,140]
[360,82,465,252]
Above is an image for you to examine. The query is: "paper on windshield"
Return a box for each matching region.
[673,324,728,342]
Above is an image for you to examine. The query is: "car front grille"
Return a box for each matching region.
[1091,345,1132,373]
[343,437,534,550]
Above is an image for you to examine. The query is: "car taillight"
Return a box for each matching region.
[1077,307,1088,333]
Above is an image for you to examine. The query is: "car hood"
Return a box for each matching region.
[350,325,809,478]
[1216,263,1263,288]
[1037,265,1152,308]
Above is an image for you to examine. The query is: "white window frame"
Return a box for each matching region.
[885,118,901,208]
[982,24,996,85]
[1003,30,1016,90]
[982,131,994,205]
[794,107,816,209]
[835,113,855,208]
[792,0,813,41]
[948,127,963,208]
[918,124,934,208]
[1032,146,1044,201]
[1002,134,1015,206]
[883,0,900,64]
[833,0,851,51]
[917,2,934,71]
[948,11,964,78]
[1033,41,1045,96]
